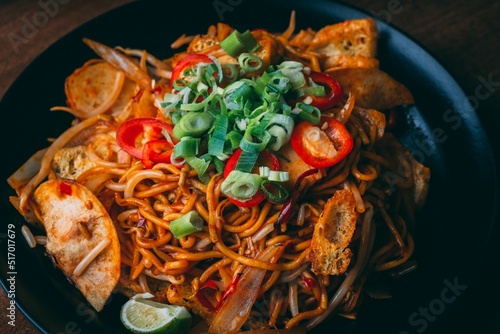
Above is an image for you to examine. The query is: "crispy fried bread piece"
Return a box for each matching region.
[33,179,120,311]
[65,60,125,116]
[308,189,357,275]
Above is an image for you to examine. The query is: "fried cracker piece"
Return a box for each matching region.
[33,179,120,311]
[308,189,357,276]
[329,67,415,110]
[65,60,125,116]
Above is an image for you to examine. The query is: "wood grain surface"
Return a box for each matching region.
[1,0,498,333]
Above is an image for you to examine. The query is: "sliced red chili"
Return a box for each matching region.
[195,280,219,311]
[306,71,343,110]
[141,139,175,169]
[116,118,175,167]
[170,54,215,85]
[215,273,241,311]
[290,116,353,169]
[288,71,343,111]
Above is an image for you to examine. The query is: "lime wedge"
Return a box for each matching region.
[120,298,192,334]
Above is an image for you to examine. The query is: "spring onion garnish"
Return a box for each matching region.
[260,180,289,203]
[173,137,200,159]
[220,29,260,58]
[208,114,229,157]
[170,210,204,239]
[185,155,211,182]
[266,114,294,151]
[234,150,259,173]
[259,167,289,182]
[238,53,263,73]
[239,30,260,52]
[278,61,306,89]
[173,111,214,139]
[240,130,271,154]
[294,102,321,124]
[163,51,328,184]
[221,170,262,201]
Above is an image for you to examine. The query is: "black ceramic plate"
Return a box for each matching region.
[0,0,497,333]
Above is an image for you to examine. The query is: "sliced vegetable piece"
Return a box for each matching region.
[172,110,214,139]
[221,170,263,202]
[120,297,191,334]
[170,210,204,239]
[304,71,343,110]
[290,116,353,169]
[209,243,286,333]
[170,54,215,84]
[142,140,175,169]
[116,117,175,161]
[223,148,280,207]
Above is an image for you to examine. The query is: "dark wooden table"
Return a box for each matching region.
[1,0,498,333]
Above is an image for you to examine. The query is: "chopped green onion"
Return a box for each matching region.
[220,29,260,58]
[180,85,218,111]
[208,114,228,157]
[238,53,263,73]
[235,150,259,173]
[173,111,214,139]
[185,155,211,183]
[260,180,289,203]
[295,102,321,124]
[221,170,262,201]
[220,30,246,57]
[269,170,289,182]
[212,156,225,173]
[259,166,271,178]
[173,137,200,159]
[170,210,204,238]
[240,130,271,153]
[208,55,224,84]
[222,64,239,83]
[259,167,289,182]
[266,114,294,151]
[240,30,260,52]
[225,130,243,150]
[278,61,305,89]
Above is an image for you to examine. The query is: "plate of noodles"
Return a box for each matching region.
[0,0,496,333]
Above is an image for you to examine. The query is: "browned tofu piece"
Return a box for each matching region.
[306,18,378,58]
[329,67,414,110]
